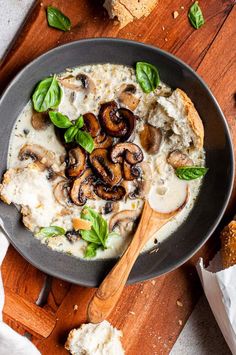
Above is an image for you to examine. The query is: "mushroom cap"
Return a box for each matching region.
[167,150,193,169]
[99,101,136,140]
[94,184,126,201]
[53,180,72,207]
[109,209,140,232]
[89,148,122,186]
[110,142,144,165]
[67,147,87,177]
[83,112,101,138]
[118,84,140,111]
[31,111,50,131]
[18,144,55,168]
[139,124,162,155]
[70,169,96,206]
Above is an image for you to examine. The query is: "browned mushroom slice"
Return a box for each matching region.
[18,144,55,168]
[67,147,87,177]
[70,169,96,206]
[129,162,152,199]
[123,161,141,181]
[31,111,50,130]
[109,209,140,233]
[94,132,113,149]
[54,180,72,207]
[83,113,101,138]
[110,142,143,165]
[89,148,122,186]
[118,84,140,111]
[139,124,162,154]
[99,101,136,140]
[59,73,96,94]
[167,150,193,169]
[94,184,126,201]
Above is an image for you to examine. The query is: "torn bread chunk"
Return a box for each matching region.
[221,221,236,269]
[148,88,204,150]
[104,0,158,28]
[65,320,124,355]
[0,164,61,231]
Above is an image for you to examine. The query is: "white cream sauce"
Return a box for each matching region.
[6,64,205,259]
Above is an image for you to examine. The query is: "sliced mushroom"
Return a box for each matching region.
[67,147,87,177]
[89,148,122,186]
[59,73,95,94]
[110,142,143,165]
[83,113,101,138]
[54,180,72,207]
[76,73,96,93]
[70,169,96,206]
[167,150,193,169]
[99,101,136,140]
[118,84,140,111]
[123,161,141,181]
[94,184,126,201]
[129,162,152,199]
[109,209,140,233]
[103,201,120,215]
[94,132,113,149]
[139,124,162,154]
[18,144,55,168]
[31,111,50,130]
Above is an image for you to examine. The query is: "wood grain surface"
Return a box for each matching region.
[0,0,236,354]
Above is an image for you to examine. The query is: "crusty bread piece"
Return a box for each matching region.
[148,88,204,150]
[104,0,158,28]
[221,221,236,269]
[176,89,204,150]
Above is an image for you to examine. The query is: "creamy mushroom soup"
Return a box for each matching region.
[1,63,206,259]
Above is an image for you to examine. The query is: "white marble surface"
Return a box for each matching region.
[0,1,232,354]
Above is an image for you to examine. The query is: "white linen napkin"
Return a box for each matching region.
[0,229,40,355]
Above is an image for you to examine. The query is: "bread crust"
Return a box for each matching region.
[221,221,236,269]
[176,88,204,149]
[104,0,158,28]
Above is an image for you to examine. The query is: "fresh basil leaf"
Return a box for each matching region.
[85,243,98,258]
[136,62,160,93]
[188,1,205,29]
[32,75,62,112]
[175,166,208,180]
[64,126,78,143]
[36,226,65,238]
[49,111,73,128]
[75,115,84,129]
[80,229,102,245]
[76,130,94,153]
[81,207,108,248]
[47,6,71,32]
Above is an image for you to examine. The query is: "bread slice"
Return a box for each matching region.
[104,0,158,28]
[148,88,204,150]
[221,221,236,269]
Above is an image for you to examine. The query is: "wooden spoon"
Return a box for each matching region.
[87,189,188,323]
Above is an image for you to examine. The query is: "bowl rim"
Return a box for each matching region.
[0,38,234,286]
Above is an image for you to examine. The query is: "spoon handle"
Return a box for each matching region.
[87,203,157,323]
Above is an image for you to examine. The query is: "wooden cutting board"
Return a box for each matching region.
[0,1,236,354]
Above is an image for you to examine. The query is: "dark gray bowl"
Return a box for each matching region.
[0,39,234,287]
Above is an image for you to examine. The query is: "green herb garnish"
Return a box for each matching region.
[136,62,160,93]
[175,166,208,180]
[49,111,73,128]
[47,6,71,32]
[36,226,65,238]
[32,75,62,112]
[80,206,116,258]
[49,114,94,153]
[188,2,205,29]
[76,130,94,154]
